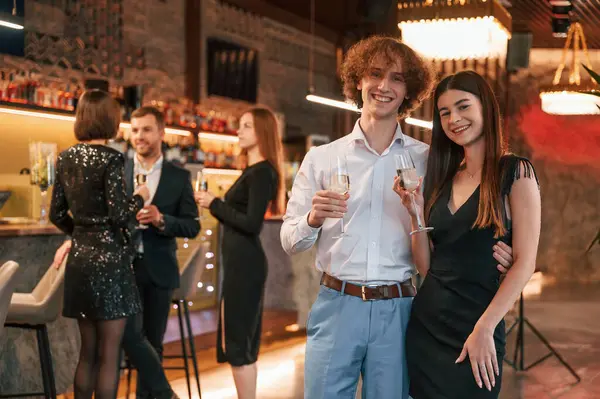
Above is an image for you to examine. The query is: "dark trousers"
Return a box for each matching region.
[134,256,175,399]
[122,313,173,398]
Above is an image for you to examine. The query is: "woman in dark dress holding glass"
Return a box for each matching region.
[50,90,149,398]
[195,106,285,399]
[393,71,541,398]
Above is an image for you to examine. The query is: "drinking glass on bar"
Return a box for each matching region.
[195,170,208,220]
[29,142,57,224]
[394,150,433,236]
[135,173,149,229]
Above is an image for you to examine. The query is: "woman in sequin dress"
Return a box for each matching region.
[50,90,150,399]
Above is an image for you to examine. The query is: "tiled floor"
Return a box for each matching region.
[119,277,600,399]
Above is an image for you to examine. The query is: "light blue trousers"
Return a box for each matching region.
[304,284,413,399]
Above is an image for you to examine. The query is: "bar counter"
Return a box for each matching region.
[260,218,319,328]
[0,223,79,394]
[0,222,62,237]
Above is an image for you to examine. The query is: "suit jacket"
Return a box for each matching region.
[125,157,201,289]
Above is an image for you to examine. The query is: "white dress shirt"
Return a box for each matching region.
[280,120,429,284]
[134,155,163,252]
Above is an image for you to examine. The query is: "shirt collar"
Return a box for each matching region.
[134,154,164,174]
[346,119,405,149]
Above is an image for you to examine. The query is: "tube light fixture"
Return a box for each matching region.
[198,131,239,143]
[305,94,433,129]
[0,20,23,29]
[202,168,242,176]
[0,106,192,136]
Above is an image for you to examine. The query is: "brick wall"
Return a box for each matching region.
[121,0,186,101]
[200,0,339,139]
[1,0,340,140]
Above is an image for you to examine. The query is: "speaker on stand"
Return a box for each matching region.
[122,85,144,121]
[503,32,533,145]
[506,32,533,73]
[84,79,109,92]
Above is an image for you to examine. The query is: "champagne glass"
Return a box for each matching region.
[329,154,350,239]
[135,173,149,229]
[195,170,208,220]
[394,150,433,236]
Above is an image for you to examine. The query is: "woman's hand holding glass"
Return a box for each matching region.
[393,175,424,218]
[195,190,216,209]
[194,171,210,217]
[393,150,433,235]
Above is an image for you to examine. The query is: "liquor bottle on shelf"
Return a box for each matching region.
[0,72,7,101]
[165,103,175,126]
[72,85,83,110]
[195,139,206,165]
[224,144,235,169]
[215,142,226,168]
[202,143,210,167]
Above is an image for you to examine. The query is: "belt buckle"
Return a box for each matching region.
[362,285,391,301]
[362,285,389,301]
[361,286,369,301]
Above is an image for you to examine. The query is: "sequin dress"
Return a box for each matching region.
[50,143,143,320]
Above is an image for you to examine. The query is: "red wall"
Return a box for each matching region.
[517,98,600,173]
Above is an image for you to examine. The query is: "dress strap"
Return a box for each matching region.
[499,154,540,232]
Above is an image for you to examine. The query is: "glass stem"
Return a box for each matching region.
[340,216,345,235]
[410,192,424,229]
[200,188,208,219]
[40,188,48,224]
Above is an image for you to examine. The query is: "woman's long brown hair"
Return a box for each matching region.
[240,106,286,216]
[423,71,508,237]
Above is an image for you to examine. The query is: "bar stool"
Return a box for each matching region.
[125,244,206,399]
[0,257,67,399]
[0,261,20,338]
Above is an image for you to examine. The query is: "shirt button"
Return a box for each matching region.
[372,241,376,247]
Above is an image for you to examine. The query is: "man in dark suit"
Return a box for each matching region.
[126,106,201,398]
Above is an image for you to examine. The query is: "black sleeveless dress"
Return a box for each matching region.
[406,155,538,399]
[209,160,279,366]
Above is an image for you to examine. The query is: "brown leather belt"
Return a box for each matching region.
[320,273,416,301]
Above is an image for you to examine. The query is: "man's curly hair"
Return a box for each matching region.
[340,36,436,119]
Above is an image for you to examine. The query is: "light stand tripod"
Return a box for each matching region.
[504,294,581,383]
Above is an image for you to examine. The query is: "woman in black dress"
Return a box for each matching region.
[50,90,149,399]
[195,106,285,399]
[393,71,541,398]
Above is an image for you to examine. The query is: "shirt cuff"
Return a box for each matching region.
[297,210,321,238]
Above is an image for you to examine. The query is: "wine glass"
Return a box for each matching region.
[135,173,149,229]
[329,154,350,239]
[195,170,208,220]
[394,150,433,236]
